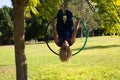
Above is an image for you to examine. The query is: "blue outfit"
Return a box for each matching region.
[56,10,74,47]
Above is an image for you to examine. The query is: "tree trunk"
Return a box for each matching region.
[12,0,28,80]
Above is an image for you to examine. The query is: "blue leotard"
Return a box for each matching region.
[56,10,74,47]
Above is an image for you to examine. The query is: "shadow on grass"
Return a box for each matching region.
[72,44,120,51]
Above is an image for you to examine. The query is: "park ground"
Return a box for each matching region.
[0,36,120,80]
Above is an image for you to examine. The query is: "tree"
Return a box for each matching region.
[11,0,27,80]
[0,32,2,37]
[11,0,62,79]
[25,0,63,19]
[25,16,48,41]
[90,0,120,35]
[11,0,62,80]
[68,0,100,36]
[25,0,63,41]
[0,7,13,45]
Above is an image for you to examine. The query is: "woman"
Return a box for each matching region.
[51,4,80,62]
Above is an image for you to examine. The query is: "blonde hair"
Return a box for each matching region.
[59,46,72,62]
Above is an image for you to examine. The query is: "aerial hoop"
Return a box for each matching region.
[44,16,88,56]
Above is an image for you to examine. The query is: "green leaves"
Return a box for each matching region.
[25,0,62,19]
[0,7,13,44]
[0,32,2,37]
[25,0,40,17]
[24,0,64,41]
[36,0,62,19]
[25,6,39,17]
[91,0,120,36]
[24,0,120,36]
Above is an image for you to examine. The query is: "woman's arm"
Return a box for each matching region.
[71,18,81,44]
[51,19,59,45]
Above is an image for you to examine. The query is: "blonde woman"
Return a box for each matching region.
[51,4,80,62]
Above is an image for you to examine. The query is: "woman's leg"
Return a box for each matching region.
[51,10,64,45]
[57,10,64,26]
[63,10,74,39]
[56,10,65,39]
[65,10,74,28]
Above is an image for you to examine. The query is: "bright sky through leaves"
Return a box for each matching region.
[0,0,12,8]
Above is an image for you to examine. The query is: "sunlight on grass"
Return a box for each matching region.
[0,36,120,80]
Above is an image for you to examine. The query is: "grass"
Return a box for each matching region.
[0,36,120,80]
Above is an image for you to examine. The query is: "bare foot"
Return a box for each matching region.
[60,4,68,10]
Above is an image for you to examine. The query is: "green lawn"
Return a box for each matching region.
[0,36,120,80]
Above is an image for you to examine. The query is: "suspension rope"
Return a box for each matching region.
[86,0,96,12]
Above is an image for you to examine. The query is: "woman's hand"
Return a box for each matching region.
[76,18,80,23]
[75,18,81,29]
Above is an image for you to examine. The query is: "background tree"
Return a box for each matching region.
[90,0,120,35]
[0,32,2,37]
[0,7,13,45]
[25,16,48,41]
[25,0,63,41]
[68,0,100,37]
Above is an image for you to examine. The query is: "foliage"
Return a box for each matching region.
[37,0,63,19]
[0,6,13,45]
[0,36,120,80]
[0,0,120,44]
[91,0,120,35]
[25,0,63,19]
[25,16,48,41]
[68,0,100,36]
[0,32,2,37]
[25,0,40,17]
[24,0,64,41]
